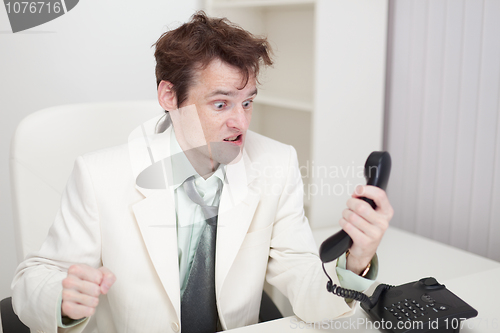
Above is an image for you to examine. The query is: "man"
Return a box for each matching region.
[12,12,393,333]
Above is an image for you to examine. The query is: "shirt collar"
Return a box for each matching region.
[169,127,226,190]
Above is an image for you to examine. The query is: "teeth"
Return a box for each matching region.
[225,136,238,141]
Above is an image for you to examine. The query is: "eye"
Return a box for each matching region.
[242,100,253,109]
[213,101,226,110]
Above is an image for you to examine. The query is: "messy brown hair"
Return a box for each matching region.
[154,11,273,109]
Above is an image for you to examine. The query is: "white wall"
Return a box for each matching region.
[0,0,200,299]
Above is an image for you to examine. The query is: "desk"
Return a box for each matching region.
[228,226,500,332]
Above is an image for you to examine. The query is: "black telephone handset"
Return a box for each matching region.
[319,151,478,333]
[319,151,392,263]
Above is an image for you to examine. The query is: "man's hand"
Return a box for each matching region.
[61,264,116,320]
[340,185,394,275]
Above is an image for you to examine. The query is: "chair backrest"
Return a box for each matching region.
[10,100,162,262]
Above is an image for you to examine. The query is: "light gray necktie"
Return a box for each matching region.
[180,176,220,333]
[183,176,219,221]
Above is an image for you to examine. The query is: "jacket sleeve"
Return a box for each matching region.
[11,156,101,333]
[265,145,366,323]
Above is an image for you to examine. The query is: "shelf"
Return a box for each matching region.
[211,0,314,9]
[254,95,313,112]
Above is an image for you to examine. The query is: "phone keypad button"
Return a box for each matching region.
[386,298,433,322]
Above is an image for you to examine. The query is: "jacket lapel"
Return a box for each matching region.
[129,121,181,320]
[132,189,180,320]
[215,151,261,297]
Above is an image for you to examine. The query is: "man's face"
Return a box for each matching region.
[171,59,257,166]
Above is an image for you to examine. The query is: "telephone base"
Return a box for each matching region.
[360,277,477,333]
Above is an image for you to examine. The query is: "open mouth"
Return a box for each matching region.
[223,134,242,143]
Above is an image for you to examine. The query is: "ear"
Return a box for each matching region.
[157,80,177,111]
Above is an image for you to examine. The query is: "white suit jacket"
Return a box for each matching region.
[12,116,355,333]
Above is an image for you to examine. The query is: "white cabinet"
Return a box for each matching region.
[206,0,388,229]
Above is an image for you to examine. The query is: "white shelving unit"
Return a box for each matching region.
[207,0,388,226]
[206,0,388,316]
[206,0,388,227]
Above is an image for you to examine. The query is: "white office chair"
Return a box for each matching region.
[1,100,282,332]
[2,100,163,332]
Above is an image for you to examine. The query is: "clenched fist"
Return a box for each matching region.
[61,264,116,320]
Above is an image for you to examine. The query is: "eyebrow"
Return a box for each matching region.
[206,88,258,99]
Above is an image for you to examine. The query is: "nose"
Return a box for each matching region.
[226,104,250,131]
